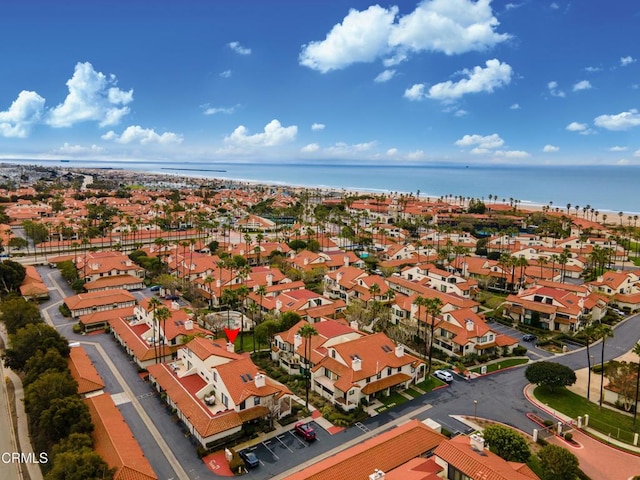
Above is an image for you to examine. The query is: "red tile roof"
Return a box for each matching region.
[68,346,105,395]
[85,394,158,480]
[285,419,445,480]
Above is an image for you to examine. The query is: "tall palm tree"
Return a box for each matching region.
[633,342,640,426]
[155,306,171,364]
[597,324,614,409]
[147,296,163,360]
[413,295,427,357]
[582,324,598,401]
[425,297,443,374]
[299,324,318,409]
[538,256,548,280]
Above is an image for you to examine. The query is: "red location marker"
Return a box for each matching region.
[224,328,240,344]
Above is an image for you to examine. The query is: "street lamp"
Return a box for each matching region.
[474,399,478,420]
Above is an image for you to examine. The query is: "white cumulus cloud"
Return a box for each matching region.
[493,150,530,158]
[225,119,297,147]
[202,105,237,115]
[299,0,509,73]
[566,122,592,134]
[311,123,325,131]
[547,80,565,97]
[102,125,183,145]
[374,69,396,83]
[299,5,397,73]
[387,148,398,156]
[455,133,504,150]
[573,80,592,91]
[594,109,640,131]
[634,149,640,158]
[543,144,559,152]
[228,41,251,55]
[326,141,376,155]
[510,103,521,109]
[404,83,427,101]
[219,70,232,78]
[621,56,637,66]
[426,59,512,101]
[47,62,133,128]
[301,143,320,153]
[388,0,510,55]
[54,143,104,154]
[0,90,46,138]
[609,146,627,152]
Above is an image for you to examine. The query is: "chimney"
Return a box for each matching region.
[395,345,404,358]
[275,299,282,312]
[337,272,343,282]
[171,301,180,310]
[91,263,99,271]
[466,319,474,332]
[226,342,234,353]
[303,257,309,265]
[369,470,385,480]
[352,357,362,371]
[184,320,193,330]
[216,279,221,288]
[294,334,302,350]
[266,273,274,286]
[470,433,485,452]
[343,255,349,267]
[254,373,266,388]
[349,321,359,331]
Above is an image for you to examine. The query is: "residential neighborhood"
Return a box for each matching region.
[0,164,639,480]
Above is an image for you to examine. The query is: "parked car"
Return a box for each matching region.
[149,285,160,292]
[522,334,536,342]
[165,294,180,301]
[239,450,259,468]
[433,370,453,382]
[294,422,316,441]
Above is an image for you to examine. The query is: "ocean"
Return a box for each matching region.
[5,159,639,215]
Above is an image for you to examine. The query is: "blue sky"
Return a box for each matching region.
[0,0,639,165]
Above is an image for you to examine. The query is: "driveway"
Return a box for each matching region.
[485,318,554,359]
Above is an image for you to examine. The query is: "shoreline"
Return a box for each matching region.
[4,161,640,218]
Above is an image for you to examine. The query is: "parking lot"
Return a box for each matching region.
[485,319,555,358]
[236,421,329,478]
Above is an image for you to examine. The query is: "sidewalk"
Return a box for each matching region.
[524,384,640,480]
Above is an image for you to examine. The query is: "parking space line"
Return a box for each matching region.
[355,422,369,432]
[261,441,279,460]
[288,430,307,447]
[275,435,294,452]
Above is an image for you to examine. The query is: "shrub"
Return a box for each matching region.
[513,346,528,356]
[564,432,573,442]
[59,304,71,317]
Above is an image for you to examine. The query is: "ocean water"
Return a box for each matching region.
[5,159,640,215]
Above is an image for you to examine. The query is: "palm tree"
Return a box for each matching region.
[299,324,318,409]
[155,306,171,364]
[597,324,614,409]
[413,295,427,357]
[582,324,598,401]
[425,297,443,374]
[538,256,548,280]
[633,342,640,426]
[147,296,163,360]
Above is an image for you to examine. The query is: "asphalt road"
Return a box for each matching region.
[36,266,640,479]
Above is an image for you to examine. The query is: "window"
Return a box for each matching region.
[254,397,261,406]
[213,371,217,382]
[221,393,228,408]
[387,367,392,376]
[239,400,245,410]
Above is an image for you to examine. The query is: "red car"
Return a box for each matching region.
[294,422,316,441]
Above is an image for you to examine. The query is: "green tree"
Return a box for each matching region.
[525,362,576,392]
[0,297,41,334]
[425,297,443,374]
[483,424,531,462]
[3,323,70,371]
[50,433,94,461]
[299,323,318,409]
[0,260,26,293]
[538,444,579,480]
[38,396,94,450]
[45,450,115,480]
[279,311,302,331]
[255,319,279,347]
[23,348,69,387]
[24,371,78,428]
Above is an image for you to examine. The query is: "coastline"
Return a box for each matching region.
[3,161,639,217]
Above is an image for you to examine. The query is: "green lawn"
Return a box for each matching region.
[416,377,445,392]
[404,388,422,398]
[375,391,409,412]
[534,386,640,444]
[471,358,529,374]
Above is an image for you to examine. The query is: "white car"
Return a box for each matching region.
[434,370,453,382]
